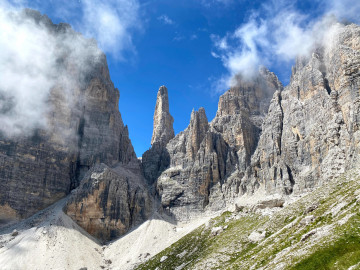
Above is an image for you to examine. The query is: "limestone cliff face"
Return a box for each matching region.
[154,69,280,220]
[242,23,360,195]
[0,10,139,227]
[142,86,175,185]
[64,163,152,242]
[149,23,360,221]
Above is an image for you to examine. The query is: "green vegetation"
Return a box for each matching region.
[136,170,360,270]
[292,226,360,270]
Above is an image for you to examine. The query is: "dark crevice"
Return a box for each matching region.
[285,164,295,195]
[324,78,332,95]
[71,107,86,190]
[277,92,284,155]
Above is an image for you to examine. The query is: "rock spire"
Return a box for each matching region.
[151,86,175,147]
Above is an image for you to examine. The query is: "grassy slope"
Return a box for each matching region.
[136,169,360,270]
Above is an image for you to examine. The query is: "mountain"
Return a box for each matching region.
[0,9,151,241]
[0,10,360,270]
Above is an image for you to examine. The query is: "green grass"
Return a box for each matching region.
[292,232,360,270]
[136,169,360,270]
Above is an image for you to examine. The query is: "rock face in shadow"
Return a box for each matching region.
[242,23,360,195]
[152,69,281,220]
[142,86,175,186]
[0,10,139,228]
[64,163,152,242]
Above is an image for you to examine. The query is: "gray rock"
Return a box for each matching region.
[151,86,175,147]
[255,199,285,209]
[142,86,174,185]
[64,163,152,242]
[153,69,281,220]
[211,226,224,236]
[244,23,360,196]
[0,11,139,225]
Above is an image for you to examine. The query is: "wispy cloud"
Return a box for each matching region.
[81,0,140,59]
[0,0,140,138]
[1,0,140,58]
[211,0,360,92]
[201,0,234,8]
[157,14,174,25]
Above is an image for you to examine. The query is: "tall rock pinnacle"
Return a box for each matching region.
[151,86,175,147]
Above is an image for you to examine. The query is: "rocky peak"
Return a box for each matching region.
[216,67,282,122]
[151,86,175,147]
[0,11,142,228]
[187,107,209,159]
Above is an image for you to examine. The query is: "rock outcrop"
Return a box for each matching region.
[242,22,360,195]
[64,163,152,242]
[153,69,281,220]
[0,10,141,231]
[142,86,175,185]
[146,22,360,221]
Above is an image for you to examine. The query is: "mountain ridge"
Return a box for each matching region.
[0,9,360,270]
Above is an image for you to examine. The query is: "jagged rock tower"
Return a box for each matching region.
[142,86,175,185]
[151,86,175,147]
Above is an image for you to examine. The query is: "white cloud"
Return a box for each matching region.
[0,0,141,138]
[81,0,139,58]
[211,0,360,91]
[211,51,220,58]
[1,0,140,58]
[157,14,174,25]
[201,0,234,8]
[0,7,56,136]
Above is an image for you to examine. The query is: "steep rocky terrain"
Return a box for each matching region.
[242,22,360,195]
[0,9,151,241]
[0,9,360,270]
[141,22,360,223]
[142,86,175,185]
[150,68,282,220]
[137,166,360,270]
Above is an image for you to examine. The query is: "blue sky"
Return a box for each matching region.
[2,0,359,156]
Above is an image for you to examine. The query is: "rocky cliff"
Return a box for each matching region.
[146,23,360,221]
[242,22,360,195]
[150,68,281,220]
[64,163,152,242]
[0,9,150,240]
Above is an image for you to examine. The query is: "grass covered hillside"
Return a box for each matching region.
[136,169,360,270]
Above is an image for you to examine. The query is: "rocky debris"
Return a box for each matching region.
[142,86,174,185]
[10,230,18,237]
[255,198,285,209]
[304,204,318,214]
[138,253,151,262]
[176,250,188,258]
[0,10,138,224]
[299,215,315,226]
[64,163,152,242]
[211,226,224,236]
[248,230,267,242]
[160,255,168,263]
[301,229,317,241]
